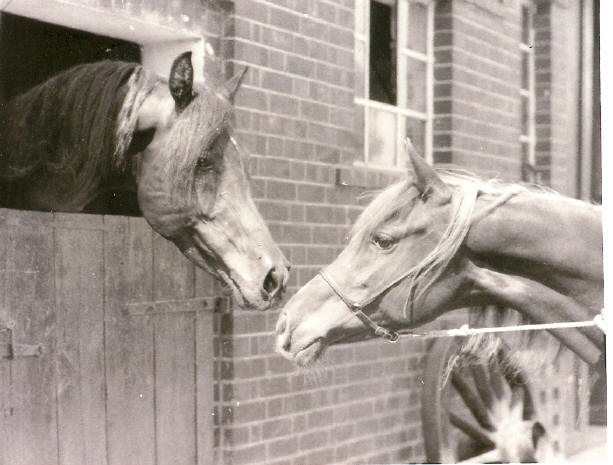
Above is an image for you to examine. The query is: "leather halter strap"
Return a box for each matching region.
[318,270,399,342]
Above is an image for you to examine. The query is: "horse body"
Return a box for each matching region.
[0,53,289,310]
[275,140,603,366]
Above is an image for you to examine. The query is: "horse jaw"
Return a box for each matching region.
[275,274,364,366]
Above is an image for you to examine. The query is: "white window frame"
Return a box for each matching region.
[519,0,536,180]
[2,0,205,82]
[354,0,434,168]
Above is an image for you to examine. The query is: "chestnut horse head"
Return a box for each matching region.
[276,140,603,366]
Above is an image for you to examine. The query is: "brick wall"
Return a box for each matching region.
[209,1,592,464]
[213,1,430,464]
[433,0,523,179]
[534,0,582,196]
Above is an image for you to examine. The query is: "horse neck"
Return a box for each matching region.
[465,190,603,282]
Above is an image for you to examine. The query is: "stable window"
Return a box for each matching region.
[0,0,204,215]
[520,1,537,182]
[355,0,433,168]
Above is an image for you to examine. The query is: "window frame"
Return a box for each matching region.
[354,0,434,169]
[519,0,537,182]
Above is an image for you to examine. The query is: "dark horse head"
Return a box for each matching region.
[0,52,289,310]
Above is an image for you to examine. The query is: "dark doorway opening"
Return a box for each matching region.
[0,12,142,215]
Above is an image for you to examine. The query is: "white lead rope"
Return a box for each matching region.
[395,309,607,339]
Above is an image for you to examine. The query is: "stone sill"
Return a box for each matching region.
[335,162,406,190]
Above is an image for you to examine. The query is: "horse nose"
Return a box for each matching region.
[275,311,291,353]
[261,265,289,301]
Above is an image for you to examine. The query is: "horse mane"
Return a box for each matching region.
[0,60,152,207]
[351,169,599,318]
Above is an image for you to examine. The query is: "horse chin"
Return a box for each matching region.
[217,269,271,311]
[179,243,273,311]
[293,337,325,368]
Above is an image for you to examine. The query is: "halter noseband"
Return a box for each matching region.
[318,270,399,342]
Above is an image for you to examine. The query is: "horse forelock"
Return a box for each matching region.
[160,85,234,205]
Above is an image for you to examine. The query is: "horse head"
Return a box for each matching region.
[135,52,289,310]
[275,141,468,366]
[275,140,604,367]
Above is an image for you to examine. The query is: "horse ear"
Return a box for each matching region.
[404,138,451,204]
[169,51,195,112]
[222,66,249,102]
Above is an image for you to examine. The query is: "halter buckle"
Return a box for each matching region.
[375,326,399,343]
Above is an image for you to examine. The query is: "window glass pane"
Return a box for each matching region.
[407,1,427,53]
[521,5,531,44]
[521,51,530,90]
[403,117,426,163]
[521,95,529,135]
[369,1,397,105]
[404,56,427,112]
[368,107,397,166]
[355,39,366,98]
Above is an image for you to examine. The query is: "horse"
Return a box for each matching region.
[0,52,289,310]
[275,139,604,366]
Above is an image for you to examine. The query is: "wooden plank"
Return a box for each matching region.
[54,224,107,465]
[193,265,217,465]
[0,224,11,465]
[152,233,197,465]
[1,218,59,465]
[104,216,155,465]
[196,307,215,465]
[126,297,216,316]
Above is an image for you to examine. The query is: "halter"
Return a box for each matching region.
[318,187,522,343]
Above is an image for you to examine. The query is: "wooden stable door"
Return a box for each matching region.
[0,209,217,465]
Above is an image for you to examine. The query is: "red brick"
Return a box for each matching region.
[262,417,292,439]
[266,180,296,200]
[262,71,293,94]
[300,17,328,40]
[299,430,329,451]
[257,200,290,221]
[262,26,294,51]
[287,55,315,78]
[306,448,335,465]
[232,358,266,379]
[284,392,313,414]
[270,6,300,30]
[260,376,291,396]
[267,398,283,417]
[296,184,325,203]
[311,225,340,245]
[269,436,299,457]
[307,408,334,428]
[270,93,299,115]
[234,0,269,23]
[226,443,266,465]
[234,40,269,66]
[281,224,311,244]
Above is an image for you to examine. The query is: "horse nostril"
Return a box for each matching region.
[263,267,282,300]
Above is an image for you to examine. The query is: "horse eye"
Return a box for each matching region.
[372,233,396,250]
[196,155,213,173]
